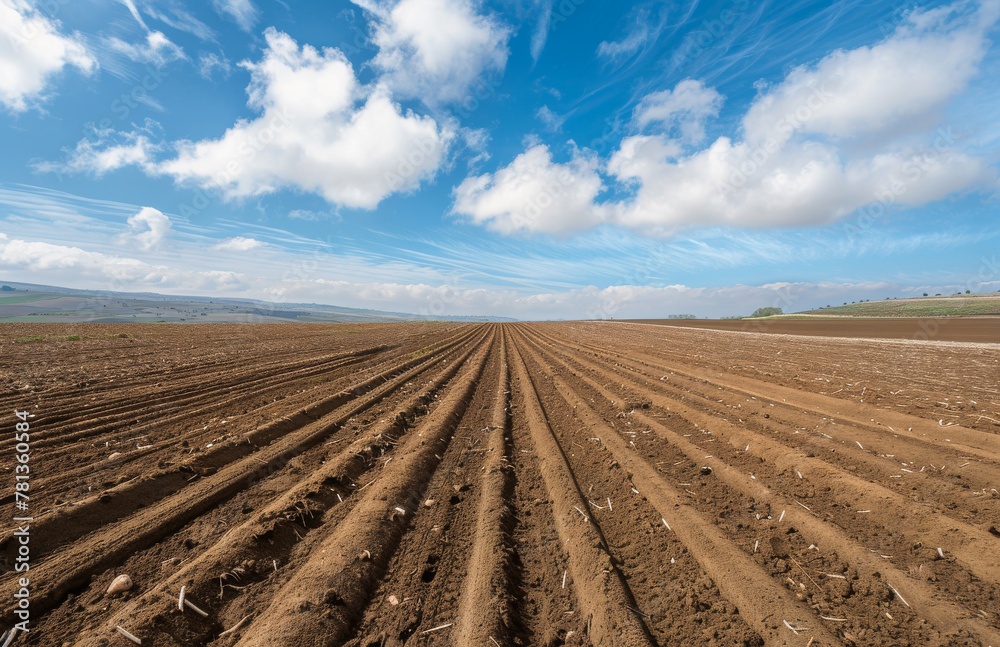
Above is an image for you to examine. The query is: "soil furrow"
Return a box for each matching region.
[68,327,489,647]
[2,320,996,646]
[507,334,654,647]
[453,329,516,647]
[0,327,491,623]
[514,326,838,647]
[228,329,495,647]
[522,327,1000,645]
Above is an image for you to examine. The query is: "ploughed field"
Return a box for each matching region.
[1,321,998,647]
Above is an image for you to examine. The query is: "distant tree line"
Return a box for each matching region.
[749,307,783,318]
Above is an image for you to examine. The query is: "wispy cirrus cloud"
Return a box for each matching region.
[2,184,997,318]
[597,4,670,63]
[211,0,259,32]
[104,30,186,67]
[530,0,553,62]
[5,225,994,319]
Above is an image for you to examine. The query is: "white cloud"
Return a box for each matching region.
[634,79,723,144]
[212,236,263,251]
[530,0,553,62]
[118,0,149,30]
[197,52,231,79]
[536,105,565,131]
[0,233,245,290]
[105,30,186,67]
[115,207,171,251]
[44,29,454,210]
[143,5,214,41]
[2,186,996,319]
[597,6,667,63]
[352,0,510,105]
[4,228,974,318]
[34,122,161,177]
[157,28,452,208]
[211,0,259,32]
[597,24,649,61]
[452,144,607,235]
[607,127,988,234]
[743,2,997,146]
[458,1,998,237]
[287,209,337,221]
[0,0,97,112]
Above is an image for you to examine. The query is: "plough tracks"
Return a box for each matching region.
[0,321,996,646]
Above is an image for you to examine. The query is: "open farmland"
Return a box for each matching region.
[619,317,1000,343]
[1,322,998,647]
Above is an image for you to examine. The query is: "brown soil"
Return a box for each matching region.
[619,317,1000,343]
[0,321,997,646]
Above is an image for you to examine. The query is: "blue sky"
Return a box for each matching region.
[0,0,998,319]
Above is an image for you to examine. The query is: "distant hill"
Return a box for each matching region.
[0,281,515,323]
[795,292,1000,318]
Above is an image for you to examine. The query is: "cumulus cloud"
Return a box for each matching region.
[42,29,454,210]
[0,0,97,112]
[157,29,451,208]
[634,79,723,144]
[607,126,988,235]
[352,0,510,105]
[212,236,263,251]
[115,206,171,251]
[458,1,998,237]
[452,144,607,235]
[104,30,186,67]
[211,0,259,32]
[742,2,997,146]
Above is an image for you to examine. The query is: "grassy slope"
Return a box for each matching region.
[0,292,61,305]
[797,293,1000,317]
